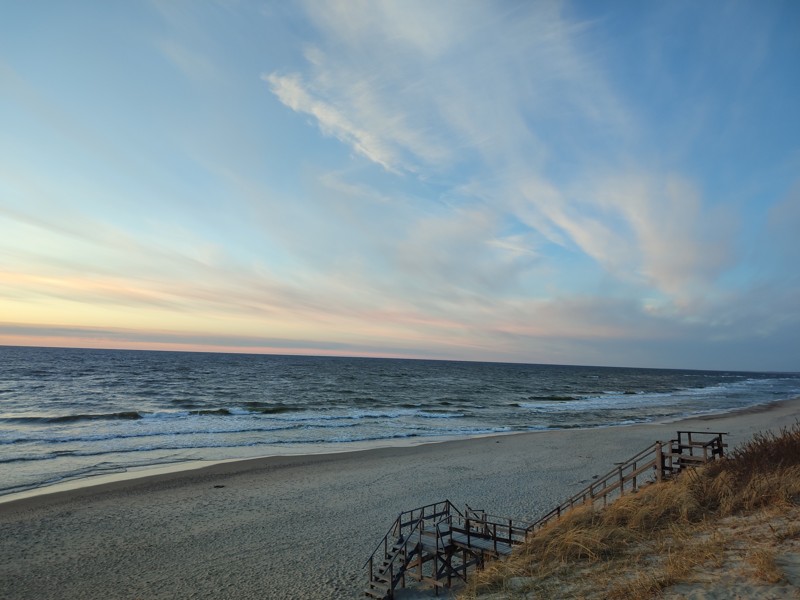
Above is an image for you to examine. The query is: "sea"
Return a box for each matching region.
[1,345,799,497]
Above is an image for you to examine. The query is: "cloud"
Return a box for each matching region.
[264,1,630,176]
[0,322,419,358]
[301,0,468,58]
[260,2,640,280]
[393,207,540,296]
[579,173,735,303]
[265,72,403,172]
[258,0,763,330]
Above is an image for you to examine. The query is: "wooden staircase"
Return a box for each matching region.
[364,539,405,599]
[364,501,532,599]
[365,430,727,598]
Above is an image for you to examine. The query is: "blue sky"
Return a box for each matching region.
[1,0,798,371]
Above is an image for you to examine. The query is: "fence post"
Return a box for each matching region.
[402,542,406,589]
[656,442,663,482]
[433,554,438,597]
[618,466,624,496]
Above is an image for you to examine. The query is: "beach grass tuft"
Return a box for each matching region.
[746,546,784,584]
[461,422,800,599]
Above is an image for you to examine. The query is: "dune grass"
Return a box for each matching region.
[461,423,800,599]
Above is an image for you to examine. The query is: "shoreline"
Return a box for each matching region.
[3,395,798,508]
[3,396,799,599]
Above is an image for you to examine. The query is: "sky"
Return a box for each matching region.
[1,1,799,372]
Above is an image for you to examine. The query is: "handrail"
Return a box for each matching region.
[452,511,533,546]
[364,513,401,570]
[590,442,662,489]
[456,512,533,534]
[539,453,637,526]
[673,431,727,453]
[676,430,728,438]
[364,500,460,570]
[529,440,664,530]
[530,431,727,531]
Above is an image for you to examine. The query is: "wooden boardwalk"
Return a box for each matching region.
[365,430,727,599]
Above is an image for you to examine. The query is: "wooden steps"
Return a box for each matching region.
[364,579,390,599]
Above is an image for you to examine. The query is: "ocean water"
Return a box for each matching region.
[1,346,799,497]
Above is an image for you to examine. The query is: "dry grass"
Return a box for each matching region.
[746,546,784,584]
[461,423,800,599]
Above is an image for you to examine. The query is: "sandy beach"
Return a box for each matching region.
[2,398,799,599]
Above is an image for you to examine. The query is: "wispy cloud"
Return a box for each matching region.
[255,0,797,358]
[563,173,736,304]
[265,72,406,172]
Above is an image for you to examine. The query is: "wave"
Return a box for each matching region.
[0,407,471,445]
[0,420,369,446]
[0,405,303,424]
[417,410,466,419]
[4,411,146,424]
[517,378,800,412]
[0,425,514,464]
[267,408,466,422]
[519,378,797,407]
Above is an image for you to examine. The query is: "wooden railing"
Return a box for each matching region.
[529,431,727,532]
[671,430,726,466]
[453,507,533,550]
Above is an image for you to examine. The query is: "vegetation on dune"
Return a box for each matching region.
[461,423,800,599]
